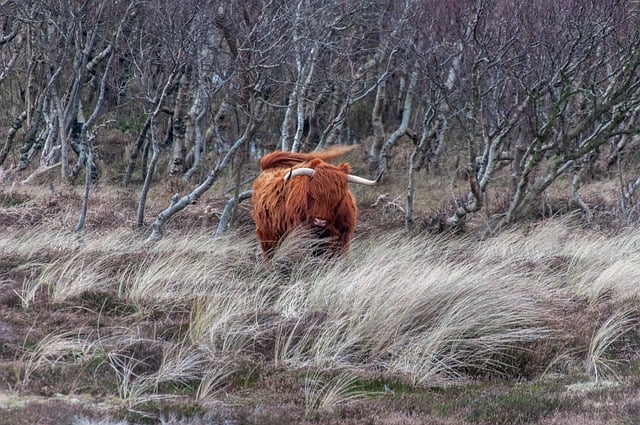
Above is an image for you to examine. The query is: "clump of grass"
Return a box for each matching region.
[17,330,95,385]
[194,359,236,401]
[0,226,76,261]
[7,228,141,305]
[265,232,554,384]
[99,337,206,407]
[41,254,113,304]
[124,231,260,313]
[303,370,371,417]
[587,307,637,383]
[564,229,640,303]
[12,275,41,309]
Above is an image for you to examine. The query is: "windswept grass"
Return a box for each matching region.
[16,330,95,386]
[265,232,555,385]
[303,370,372,417]
[587,307,638,383]
[104,340,205,406]
[2,218,640,422]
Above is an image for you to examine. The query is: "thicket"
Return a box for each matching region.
[1,1,640,236]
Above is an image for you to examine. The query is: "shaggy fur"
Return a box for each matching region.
[252,146,358,258]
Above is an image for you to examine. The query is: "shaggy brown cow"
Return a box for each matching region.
[252,145,381,258]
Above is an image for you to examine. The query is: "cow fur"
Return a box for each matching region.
[252,146,358,258]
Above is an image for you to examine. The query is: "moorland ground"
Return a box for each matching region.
[1,173,640,425]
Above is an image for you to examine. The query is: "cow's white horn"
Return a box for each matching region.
[347,170,383,186]
[284,167,315,181]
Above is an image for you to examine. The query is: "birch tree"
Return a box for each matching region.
[75,1,135,233]
[434,1,640,231]
[367,0,414,175]
[146,0,271,236]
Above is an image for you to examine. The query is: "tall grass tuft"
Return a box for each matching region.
[17,330,94,385]
[125,231,260,313]
[268,232,554,383]
[303,370,370,417]
[101,337,206,406]
[587,307,637,383]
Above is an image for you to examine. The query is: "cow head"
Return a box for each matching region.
[284,159,381,230]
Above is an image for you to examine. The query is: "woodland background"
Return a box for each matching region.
[2,0,640,233]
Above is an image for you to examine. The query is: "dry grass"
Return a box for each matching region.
[2,196,640,423]
[263,232,556,386]
[587,307,637,383]
[16,330,95,386]
[303,370,372,417]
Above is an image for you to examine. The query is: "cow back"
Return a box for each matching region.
[260,145,356,170]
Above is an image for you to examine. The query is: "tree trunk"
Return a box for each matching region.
[571,167,592,222]
[377,62,419,175]
[279,90,295,152]
[75,141,94,233]
[0,111,27,167]
[148,117,257,241]
[215,190,253,236]
[122,114,152,186]
[137,134,161,227]
[169,65,193,175]
[182,97,208,182]
[405,107,436,229]
[291,45,319,153]
[368,76,386,176]
[137,69,179,227]
[17,92,46,171]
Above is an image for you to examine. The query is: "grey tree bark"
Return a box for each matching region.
[137,69,180,227]
[0,111,27,167]
[148,116,258,241]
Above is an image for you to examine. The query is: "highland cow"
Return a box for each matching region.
[252,146,381,258]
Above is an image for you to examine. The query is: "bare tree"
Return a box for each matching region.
[367,0,414,174]
[406,1,640,232]
[5,1,132,179]
[0,111,26,166]
[137,68,180,228]
[3,0,640,239]
[501,2,640,227]
[75,1,135,233]
[169,64,194,175]
[145,0,270,237]
[377,60,419,176]
[148,109,259,240]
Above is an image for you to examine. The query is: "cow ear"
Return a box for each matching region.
[338,162,352,174]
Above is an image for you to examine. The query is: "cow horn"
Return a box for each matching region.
[284,167,315,181]
[347,169,384,185]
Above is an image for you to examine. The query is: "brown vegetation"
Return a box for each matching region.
[1,176,640,424]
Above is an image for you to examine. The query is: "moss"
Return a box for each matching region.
[464,384,572,424]
[352,376,414,395]
[0,193,29,207]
